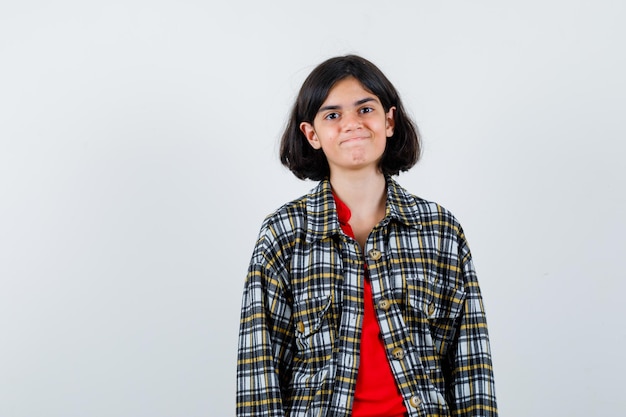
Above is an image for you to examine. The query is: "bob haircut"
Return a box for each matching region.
[280,55,421,181]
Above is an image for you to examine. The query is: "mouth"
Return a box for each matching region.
[340,136,368,145]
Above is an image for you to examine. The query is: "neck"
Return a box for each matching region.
[330,170,387,218]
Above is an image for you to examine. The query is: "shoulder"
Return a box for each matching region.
[416,196,462,232]
[250,186,315,266]
[387,178,463,234]
[390,180,476,270]
[260,194,308,238]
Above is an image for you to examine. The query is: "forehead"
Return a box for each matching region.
[321,77,379,104]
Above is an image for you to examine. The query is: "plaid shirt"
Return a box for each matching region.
[237,177,497,417]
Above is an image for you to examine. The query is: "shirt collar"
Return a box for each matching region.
[305,177,422,244]
[384,177,423,229]
[305,179,342,244]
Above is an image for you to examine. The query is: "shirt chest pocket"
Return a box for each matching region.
[407,276,465,355]
[407,275,464,319]
[293,295,335,359]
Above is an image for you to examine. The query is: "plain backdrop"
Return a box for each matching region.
[1,1,625,416]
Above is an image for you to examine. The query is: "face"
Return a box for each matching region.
[300,77,395,177]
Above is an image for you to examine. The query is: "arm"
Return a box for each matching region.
[237,240,295,417]
[445,237,498,416]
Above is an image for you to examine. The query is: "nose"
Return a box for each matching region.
[342,111,361,131]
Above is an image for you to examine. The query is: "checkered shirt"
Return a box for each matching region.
[237,177,497,417]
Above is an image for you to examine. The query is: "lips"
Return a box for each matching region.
[341,136,368,145]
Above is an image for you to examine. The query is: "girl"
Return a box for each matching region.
[237,55,497,417]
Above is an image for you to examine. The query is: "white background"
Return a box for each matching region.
[1,1,625,416]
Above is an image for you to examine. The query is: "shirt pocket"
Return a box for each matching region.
[293,295,334,360]
[407,276,465,355]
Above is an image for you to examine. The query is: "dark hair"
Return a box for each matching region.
[279,55,421,180]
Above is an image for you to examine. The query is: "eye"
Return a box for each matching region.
[324,112,340,120]
[359,107,374,114]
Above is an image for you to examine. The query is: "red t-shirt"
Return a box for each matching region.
[333,194,407,417]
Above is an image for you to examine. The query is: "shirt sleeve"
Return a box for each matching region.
[445,233,498,416]
[236,233,295,417]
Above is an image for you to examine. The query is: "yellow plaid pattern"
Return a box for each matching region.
[237,178,497,416]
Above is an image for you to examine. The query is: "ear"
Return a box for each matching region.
[300,122,322,150]
[385,106,396,137]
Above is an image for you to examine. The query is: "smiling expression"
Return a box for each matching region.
[299,77,396,177]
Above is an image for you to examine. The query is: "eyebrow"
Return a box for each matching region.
[318,97,377,113]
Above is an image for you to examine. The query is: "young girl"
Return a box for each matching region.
[237,55,497,417]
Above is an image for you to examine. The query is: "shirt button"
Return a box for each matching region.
[409,395,422,407]
[377,298,391,311]
[297,321,305,333]
[428,302,436,316]
[368,248,382,261]
[391,347,405,360]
